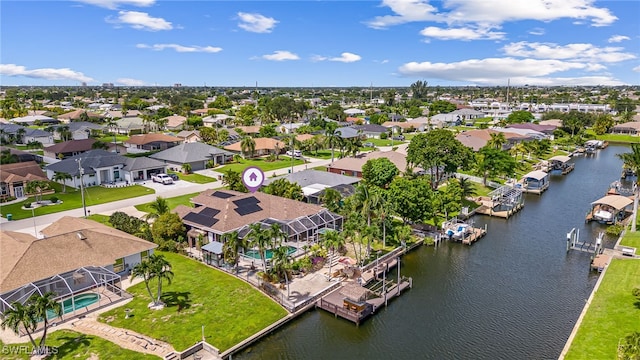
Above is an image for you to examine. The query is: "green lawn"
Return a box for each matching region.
[366,138,408,147]
[95,135,130,143]
[99,252,287,352]
[620,230,640,249]
[0,330,158,360]
[302,150,333,159]
[582,130,640,144]
[86,214,112,226]
[1,183,154,220]
[564,259,640,360]
[167,170,217,184]
[135,192,200,213]
[216,157,305,174]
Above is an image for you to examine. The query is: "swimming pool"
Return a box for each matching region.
[244,246,297,260]
[47,293,100,319]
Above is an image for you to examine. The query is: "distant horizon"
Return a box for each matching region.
[1,1,638,87]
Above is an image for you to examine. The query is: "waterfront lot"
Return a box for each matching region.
[216,157,305,173]
[0,330,158,360]
[564,258,640,360]
[98,252,287,352]
[134,192,199,213]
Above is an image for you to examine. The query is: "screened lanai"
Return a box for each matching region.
[236,209,343,243]
[0,266,124,317]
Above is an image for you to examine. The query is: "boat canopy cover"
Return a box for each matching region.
[548,155,572,163]
[523,170,548,181]
[591,195,633,210]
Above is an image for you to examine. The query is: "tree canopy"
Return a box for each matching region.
[506,110,534,124]
[361,157,399,188]
[387,177,434,224]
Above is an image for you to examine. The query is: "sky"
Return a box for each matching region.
[1,0,639,87]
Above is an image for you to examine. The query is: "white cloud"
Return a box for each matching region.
[136,43,222,53]
[420,26,505,41]
[75,0,154,9]
[108,11,172,31]
[502,41,636,63]
[116,78,146,86]
[528,27,545,35]
[633,65,640,72]
[0,64,94,83]
[261,51,299,61]
[367,0,617,29]
[608,35,630,43]
[237,12,278,33]
[330,52,362,63]
[397,57,608,84]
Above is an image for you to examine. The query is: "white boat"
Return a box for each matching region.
[445,223,470,240]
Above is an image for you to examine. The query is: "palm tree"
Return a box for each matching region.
[145,196,169,222]
[617,144,640,231]
[25,180,50,203]
[320,188,342,213]
[150,254,174,305]
[324,122,341,163]
[30,292,62,352]
[53,172,72,192]
[181,163,192,174]
[270,246,291,281]
[510,142,527,160]
[240,136,256,159]
[247,223,270,273]
[458,177,478,203]
[313,134,325,156]
[269,223,286,249]
[222,231,246,273]
[487,132,507,150]
[0,302,38,351]
[321,229,344,280]
[354,183,382,256]
[132,260,156,304]
[395,224,413,248]
[16,128,26,144]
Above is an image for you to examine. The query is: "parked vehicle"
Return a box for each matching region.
[392,135,405,141]
[152,173,174,185]
[363,142,375,147]
[286,150,302,157]
[168,173,179,181]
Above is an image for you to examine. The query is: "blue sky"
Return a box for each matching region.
[1,0,639,87]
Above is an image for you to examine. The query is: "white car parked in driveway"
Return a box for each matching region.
[286,150,302,157]
[151,173,174,185]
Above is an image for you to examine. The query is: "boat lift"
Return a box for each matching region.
[566,227,604,259]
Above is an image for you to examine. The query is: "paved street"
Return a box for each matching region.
[2,157,333,235]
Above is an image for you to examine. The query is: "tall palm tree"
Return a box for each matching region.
[487,132,507,150]
[0,302,38,351]
[617,144,640,231]
[458,177,478,204]
[270,246,291,281]
[240,136,256,159]
[16,128,26,144]
[395,224,413,248]
[324,122,341,163]
[247,223,270,273]
[320,188,342,213]
[321,229,344,280]
[30,292,62,351]
[269,223,286,249]
[53,172,72,193]
[145,196,169,222]
[222,231,246,273]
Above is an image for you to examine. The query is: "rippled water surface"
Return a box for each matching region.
[237,145,628,360]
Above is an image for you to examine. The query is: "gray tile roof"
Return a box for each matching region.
[352,124,388,133]
[263,169,360,188]
[336,127,360,139]
[149,142,234,164]
[45,149,127,176]
[123,157,167,171]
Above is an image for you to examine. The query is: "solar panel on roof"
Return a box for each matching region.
[199,207,220,217]
[212,191,234,199]
[234,203,263,216]
[183,213,219,227]
[233,196,260,207]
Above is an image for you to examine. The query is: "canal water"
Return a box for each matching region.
[237,145,629,360]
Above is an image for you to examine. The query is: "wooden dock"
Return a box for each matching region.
[461,226,488,245]
[474,200,524,219]
[590,254,611,272]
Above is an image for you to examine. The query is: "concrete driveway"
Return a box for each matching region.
[138,178,202,194]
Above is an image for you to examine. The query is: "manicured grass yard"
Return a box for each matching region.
[0,330,158,360]
[167,170,217,184]
[302,150,333,159]
[564,259,640,360]
[366,138,407,147]
[99,252,287,352]
[620,230,640,249]
[0,184,155,220]
[216,157,304,174]
[135,192,200,213]
[87,214,112,226]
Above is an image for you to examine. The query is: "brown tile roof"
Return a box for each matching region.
[125,133,183,145]
[162,115,187,128]
[224,138,285,152]
[1,217,156,292]
[179,189,327,233]
[44,138,96,153]
[327,151,412,173]
[295,134,314,142]
[0,161,48,183]
[236,126,261,134]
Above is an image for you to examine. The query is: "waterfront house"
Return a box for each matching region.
[0,161,49,199]
[611,122,640,135]
[150,142,234,171]
[175,189,343,262]
[0,217,156,319]
[327,151,413,177]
